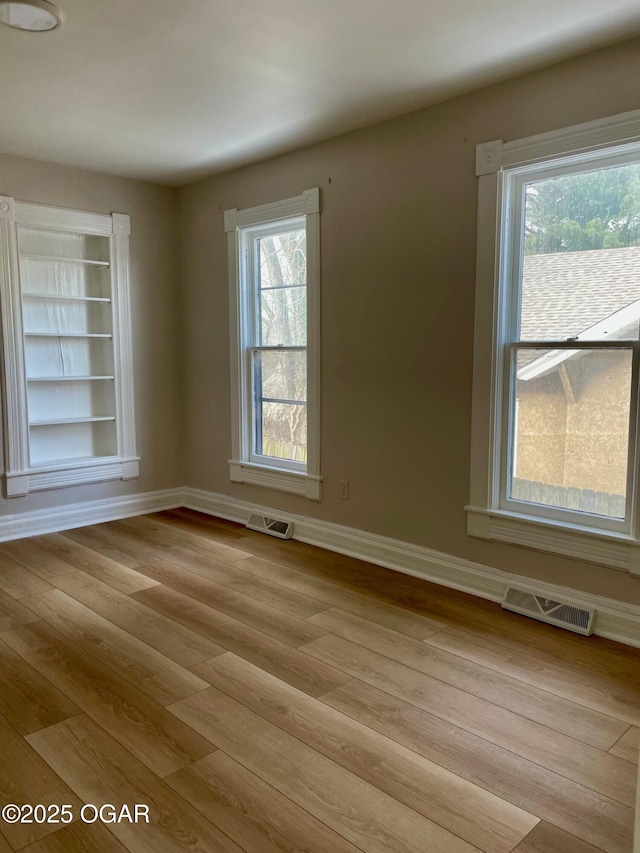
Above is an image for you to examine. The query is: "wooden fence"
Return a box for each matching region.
[511,477,625,518]
[262,438,307,463]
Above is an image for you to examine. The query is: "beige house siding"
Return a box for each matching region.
[516,371,568,487]
[516,350,631,497]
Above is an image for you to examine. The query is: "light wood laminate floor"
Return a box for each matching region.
[0,508,638,852]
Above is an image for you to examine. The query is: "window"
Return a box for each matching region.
[468,110,640,573]
[0,198,138,496]
[225,189,321,500]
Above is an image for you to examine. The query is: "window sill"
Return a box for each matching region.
[466,505,640,576]
[229,460,321,501]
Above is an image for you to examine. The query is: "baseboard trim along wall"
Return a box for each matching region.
[183,487,640,650]
[0,483,638,650]
[0,487,184,542]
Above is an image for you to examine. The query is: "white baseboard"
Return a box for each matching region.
[0,487,183,542]
[183,487,640,650]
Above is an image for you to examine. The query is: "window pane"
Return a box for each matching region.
[255,350,306,403]
[259,402,307,463]
[258,228,306,347]
[258,229,306,288]
[509,348,632,519]
[519,162,640,341]
[260,286,306,346]
[253,350,307,463]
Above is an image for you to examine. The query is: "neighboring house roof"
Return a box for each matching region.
[518,246,640,380]
[521,245,640,341]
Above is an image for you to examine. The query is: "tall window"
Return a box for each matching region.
[226,190,321,500]
[250,223,308,466]
[503,156,640,533]
[469,110,640,571]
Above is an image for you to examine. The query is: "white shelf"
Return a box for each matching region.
[29,416,116,426]
[24,332,112,338]
[27,375,114,382]
[23,293,111,303]
[20,254,109,267]
[28,454,120,471]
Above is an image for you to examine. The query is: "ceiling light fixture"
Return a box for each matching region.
[0,0,61,31]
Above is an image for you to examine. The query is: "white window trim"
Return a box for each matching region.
[0,198,139,496]
[225,189,321,501]
[468,108,640,575]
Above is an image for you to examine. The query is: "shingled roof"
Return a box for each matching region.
[521,245,640,340]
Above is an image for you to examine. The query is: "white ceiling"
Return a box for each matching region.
[1,0,639,186]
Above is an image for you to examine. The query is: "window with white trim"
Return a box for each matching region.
[225,189,321,500]
[468,110,640,574]
[0,198,139,496]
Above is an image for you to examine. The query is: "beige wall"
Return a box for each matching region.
[179,36,640,606]
[0,154,182,512]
